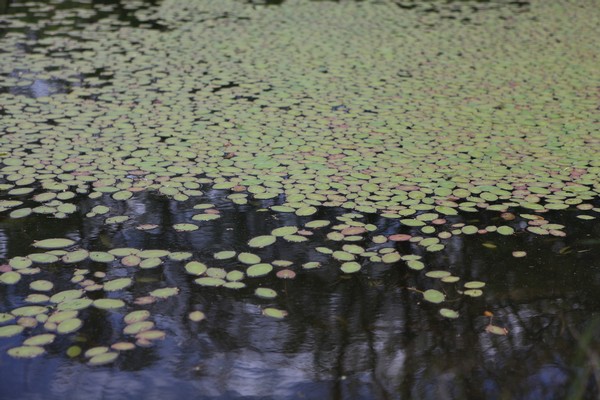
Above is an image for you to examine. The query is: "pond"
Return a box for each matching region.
[0,0,599,399]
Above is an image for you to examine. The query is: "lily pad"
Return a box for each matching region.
[32,238,75,249]
[7,346,45,359]
[93,298,126,310]
[423,289,445,304]
[248,235,277,248]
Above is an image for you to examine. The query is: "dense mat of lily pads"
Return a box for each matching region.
[0,0,598,364]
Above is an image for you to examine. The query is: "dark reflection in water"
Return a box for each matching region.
[0,190,599,399]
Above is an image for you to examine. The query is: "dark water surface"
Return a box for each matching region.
[1,1,599,399]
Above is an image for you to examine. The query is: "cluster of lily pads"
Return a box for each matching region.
[0,0,599,364]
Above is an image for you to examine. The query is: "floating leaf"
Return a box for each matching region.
[340,262,361,274]
[423,289,445,304]
[464,281,486,289]
[0,325,24,338]
[124,321,154,335]
[88,352,119,366]
[0,271,21,285]
[262,308,288,319]
[149,287,179,299]
[185,261,208,275]
[248,235,277,248]
[214,251,236,260]
[426,271,451,279]
[124,310,151,325]
[238,252,261,265]
[103,278,133,292]
[439,308,459,319]
[23,333,56,346]
[381,252,401,264]
[255,288,277,299]
[194,277,225,287]
[271,226,298,237]
[247,263,273,277]
[464,289,483,297]
[32,238,75,249]
[173,223,199,232]
[485,325,509,335]
[57,318,83,334]
[7,346,45,359]
[189,311,206,322]
[12,306,48,317]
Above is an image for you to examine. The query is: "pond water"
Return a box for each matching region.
[0,0,599,399]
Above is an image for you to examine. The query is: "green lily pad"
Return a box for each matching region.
[88,352,119,366]
[32,238,75,249]
[214,251,236,260]
[255,288,277,299]
[0,271,21,285]
[248,235,277,248]
[194,277,225,287]
[7,346,45,359]
[124,321,154,335]
[340,262,361,273]
[149,287,179,299]
[423,289,445,304]
[57,318,83,334]
[185,261,208,275]
[24,333,56,346]
[262,308,288,319]
[103,278,133,292]
[439,308,459,319]
[173,223,199,232]
[238,252,261,265]
[189,311,206,322]
[0,325,24,338]
[464,281,486,289]
[11,306,48,317]
[124,310,151,324]
[271,226,298,237]
[425,271,451,279]
[247,263,273,277]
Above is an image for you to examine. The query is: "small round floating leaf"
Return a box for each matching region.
[33,238,75,249]
[340,262,361,274]
[302,261,321,269]
[223,281,246,289]
[464,289,483,297]
[189,311,206,322]
[12,306,47,317]
[295,206,317,216]
[173,223,198,232]
[381,252,401,264]
[238,252,261,265]
[464,281,486,289]
[194,277,225,287]
[109,248,139,257]
[124,321,154,335]
[66,346,81,357]
[206,268,226,279]
[88,352,119,366]
[276,269,296,279]
[406,260,425,271]
[57,318,83,334]
[441,276,460,283]
[255,288,277,299]
[192,214,220,222]
[283,234,307,243]
[7,346,45,359]
[112,190,133,201]
[496,226,515,236]
[48,310,78,324]
[214,251,236,260]
[93,299,126,310]
[426,271,451,279]
[85,347,109,358]
[485,325,509,335]
[247,263,273,277]
[226,270,244,281]
[248,235,277,248]
[121,255,141,267]
[439,308,459,319]
[139,257,162,269]
[138,250,170,259]
[149,287,179,299]
[304,220,330,229]
[89,252,115,263]
[185,261,208,276]
[271,226,298,237]
[0,325,24,338]
[0,313,15,324]
[423,289,445,304]
[103,278,133,292]
[28,253,59,264]
[62,249,89,263]
[9,257,32,270]
[136,330,166,341]
[111,342,135,351]
[262,308,288,319]
[332,251,354,261]
[124,310,151,325]
[512,251,527,258]
[0,271,21,285]
[24,333,56,346]
[50,289,83,304]
[57,298,93,311]
[315,247,333,255]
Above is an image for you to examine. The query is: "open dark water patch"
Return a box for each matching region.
[0,0,599,398]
